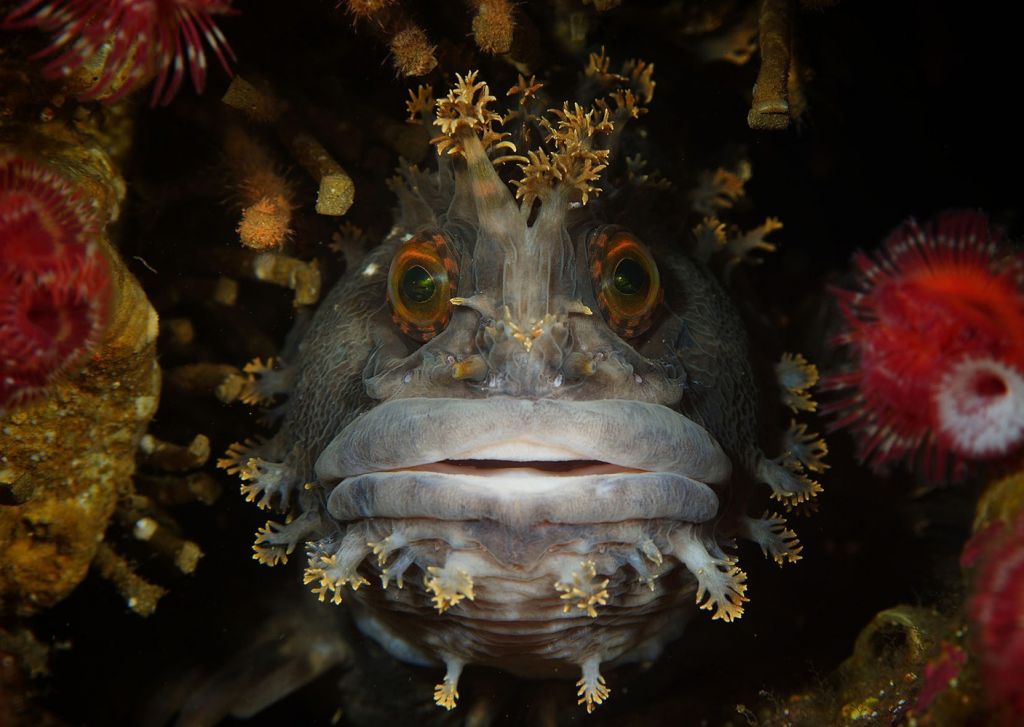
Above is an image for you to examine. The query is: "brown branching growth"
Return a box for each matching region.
[748,0,794,130]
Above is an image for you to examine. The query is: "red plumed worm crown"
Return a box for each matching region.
[3,0,236,105]
[0,155,111,410]
[823,210,1024,479]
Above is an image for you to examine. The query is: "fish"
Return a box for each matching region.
[219,70,823,714]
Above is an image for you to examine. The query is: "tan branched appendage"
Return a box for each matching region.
[782,419,829,473]
[217,440,301,511]
[576,657,611,713]
[252,511,321,566]
[433,658,465,710]
[238,356,292,407]
[405,85,434,124]
[757,454,824,509]
[507,74,543,103]
[776,352,819,412]
[584,47,626,85]
[555,560,610,618]
[741,513,803,565]
[671,533,749,622]
[303,534,371,605]
[216,439,263,478]
[723,217,783,274]
[432,71,516,158]
[598,58,656,123]
[424,564,476,613]
[691,161,752,215]
[692,216,729,262]
[514,103,613,206]
[624,154,670,190]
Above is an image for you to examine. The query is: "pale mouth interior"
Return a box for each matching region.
[401,459,641,477]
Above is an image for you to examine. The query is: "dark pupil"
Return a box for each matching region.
[402,265,436,303]
[613,257,647,295]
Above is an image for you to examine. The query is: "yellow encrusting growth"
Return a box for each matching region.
[424,565,476,613]
[555,560,610,618]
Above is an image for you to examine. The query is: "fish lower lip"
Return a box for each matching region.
[314,397,732,485]
[326,470,719,525]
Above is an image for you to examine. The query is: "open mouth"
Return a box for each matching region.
[317,397,731,526]
[404,459,640,477]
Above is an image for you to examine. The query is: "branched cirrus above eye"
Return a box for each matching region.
[588,226,663,338]
[386,231,460,341]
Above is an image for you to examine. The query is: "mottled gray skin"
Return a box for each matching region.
[240,131,801,710]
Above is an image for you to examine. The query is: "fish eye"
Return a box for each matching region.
[612,256,648,296]
[588,226,662,338]
[401,265,436,303]
[387,231,459,341]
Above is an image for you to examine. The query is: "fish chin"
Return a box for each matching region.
[312,397,733,680]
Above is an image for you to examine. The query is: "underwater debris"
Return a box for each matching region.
[824,211,1024,478]
[3,0,237,105]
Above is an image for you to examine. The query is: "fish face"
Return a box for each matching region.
[222,72,822,713]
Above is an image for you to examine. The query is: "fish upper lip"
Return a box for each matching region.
[315,397,732,485]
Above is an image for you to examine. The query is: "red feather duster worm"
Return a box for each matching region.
[824,211,1024,478]
[3,0,236,105]
[0,155,110,411]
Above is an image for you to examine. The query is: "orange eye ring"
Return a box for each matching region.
[588,227,662,338]
[387,231,460,341]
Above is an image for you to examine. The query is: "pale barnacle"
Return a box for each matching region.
[220,59,825,714]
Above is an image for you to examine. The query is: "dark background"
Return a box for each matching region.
[16,0,1017,723]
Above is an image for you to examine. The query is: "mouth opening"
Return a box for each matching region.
[399,459,642,477]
